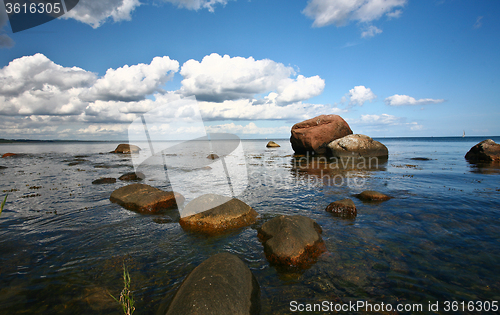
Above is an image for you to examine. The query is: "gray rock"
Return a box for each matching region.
[165,252,260,315]
[327,134,388,158]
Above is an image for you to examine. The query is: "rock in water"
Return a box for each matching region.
[258,215,326,268]
[165,252,260,315]
[207,153,219,159]
[465,139,500,162]
[327,134,388,158]
[92,178,116,185]
[179,194,258,234]
[2,153,17,158]
[109,184,183,214]
[325,198,357,219]
[356,190,391,201]
[118,172,145,181]
[112,144,140,154]
[266,141,280,148]
[290,115,352,155]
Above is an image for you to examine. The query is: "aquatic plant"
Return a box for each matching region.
[0,194,7,216]
[110,263,135,315]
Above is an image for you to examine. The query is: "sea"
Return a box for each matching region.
[0,136,499,314]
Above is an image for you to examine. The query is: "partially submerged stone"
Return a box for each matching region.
[207,153,219,160]
[2,153,17,158]
[465,139,500,162]
[325,198,357,219]
[112,144,140,154]
[165,252,260,315]
[356,190,391,201]
[110,183,183,214]
[118,172,145,181]
[258,215,326,268]
[92,177,116,185]
[266,141,280,148]
[327,134,388,158]
[179,194,258,234]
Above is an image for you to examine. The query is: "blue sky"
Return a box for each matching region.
[0,0,499,140]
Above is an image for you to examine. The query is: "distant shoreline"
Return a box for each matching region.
[1,136,499,144]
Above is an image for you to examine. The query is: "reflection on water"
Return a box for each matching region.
[0,138,499,314]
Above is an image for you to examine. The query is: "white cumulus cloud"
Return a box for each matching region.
[361,25,382,38]
[347,85,376,106]
[385,94,445,106]
[180,53,324,105]
[83,56,179,102]
[62,0,141,28]
[206,122,290,135]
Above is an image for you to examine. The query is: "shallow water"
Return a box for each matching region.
[0,137,499,314]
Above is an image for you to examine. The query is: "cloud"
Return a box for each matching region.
[360,113,401,125]
[385,94,445,106]
[83,56,179,102]
[163,0,232,12]
[0,53,97,115]
[473,16,483,29]
[351,113,423,131]
[206,122,290,135]
[346,85,376,106]
[361,25,382,38]
[62,0,141,28]
[302,0,406,27]
[179,53,324,105]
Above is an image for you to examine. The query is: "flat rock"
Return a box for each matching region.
[258,215,326,268]
[92,178,116,185]
[112,144,140,154]
[327,134,388,158]
[290,115,352,155]
[266,141,280,148]
[465,139,500,162]
[356,190,391,201]
[2,153,17,158]
[110,183,183,214]
[179,194,258,234]
[325,198,356,219]
[118,172,145,181]
[165,252,260,315]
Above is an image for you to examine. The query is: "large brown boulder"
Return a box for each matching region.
[179,194,258,234]
[110,183,183,214]
[290,115,352,154]
[165,252,260,315]
[327,134,388,158]
[112,144,140,154]
[258,215,326,268]
[465,139,500,162]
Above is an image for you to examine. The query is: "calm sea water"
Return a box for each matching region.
[0,137,499,314]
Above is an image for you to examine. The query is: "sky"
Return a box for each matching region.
[0,0,499,140]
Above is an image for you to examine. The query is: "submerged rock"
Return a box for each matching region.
[258,215,326,268]
[109,183,183,214]
[325,198,357,219]
[266,141,280,148]
[165,252,260,315]
[356,190,391,201]
[92,178,116,185]
[179,194,258,234]
[290,115,352,155]
[465,139,500,162]
[207,153,219,160]
[112,144,140,154]
[2,153,17,158]
[327,134,388,158]
[0,166,7,169]
[410,157,432,161]
[118,172,145,181]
